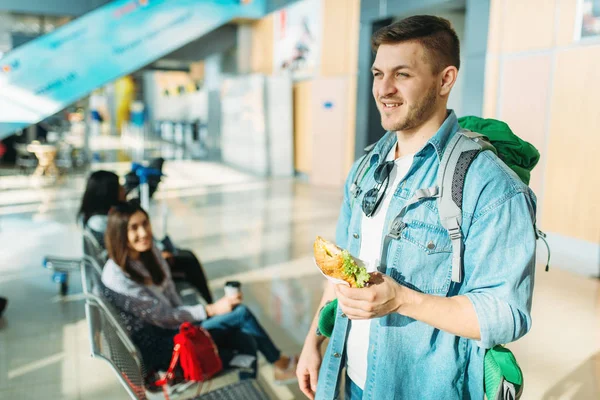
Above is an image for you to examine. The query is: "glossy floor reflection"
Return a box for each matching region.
[0,161,598,399]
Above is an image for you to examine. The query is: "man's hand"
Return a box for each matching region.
[205,294,242,317]
[297,281,333,399]
[296,341,322,399]
[335,272,406,320]
[336,273,482,340]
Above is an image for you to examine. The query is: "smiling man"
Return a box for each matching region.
[296,16,537,400]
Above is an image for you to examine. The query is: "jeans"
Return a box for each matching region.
[345,375,363,400]
[201,305,281,379]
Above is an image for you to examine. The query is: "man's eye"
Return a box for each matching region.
[372,72,382,78]
[397,72,409,78]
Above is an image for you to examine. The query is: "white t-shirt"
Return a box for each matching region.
[346,144,414,389]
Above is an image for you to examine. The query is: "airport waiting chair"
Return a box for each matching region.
[81,257,207,368]
[85,301,150,400]
[82,228,107,266]
[82,259,255,400]
[87,300,211,400]
[81,259,142,359]
[81,257,102,297]
[85,299,259,400]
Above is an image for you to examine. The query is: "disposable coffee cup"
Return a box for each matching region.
[224,281,241,297]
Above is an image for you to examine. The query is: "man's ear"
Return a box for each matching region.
[439,66,458,96]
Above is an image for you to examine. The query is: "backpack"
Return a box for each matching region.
[156,322,223,385]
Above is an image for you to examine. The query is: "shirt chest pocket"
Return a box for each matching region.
[386,221,453,296]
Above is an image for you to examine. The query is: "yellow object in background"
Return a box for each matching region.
[115,75,135,133]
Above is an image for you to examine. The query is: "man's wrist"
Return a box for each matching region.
[305,332,326,349]
[396,285,422,315]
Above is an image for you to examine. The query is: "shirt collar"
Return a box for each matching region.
[422,110,460,160]
[368,131,397,167]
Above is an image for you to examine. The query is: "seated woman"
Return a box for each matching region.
[78,170,213,303]
[78,170,125,248]
[101,201,298,384]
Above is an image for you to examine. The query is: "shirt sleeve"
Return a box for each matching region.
[462,191,537,349]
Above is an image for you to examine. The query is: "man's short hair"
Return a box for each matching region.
[371,15,460,73]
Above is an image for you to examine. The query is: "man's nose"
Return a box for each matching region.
[377,76,397,99]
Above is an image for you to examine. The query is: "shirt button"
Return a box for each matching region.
[341,313,347,318]
[353,233,359,239]
[333,352,341,358]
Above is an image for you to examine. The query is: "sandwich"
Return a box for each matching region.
[313,236,370,288]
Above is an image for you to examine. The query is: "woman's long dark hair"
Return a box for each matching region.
[78,170,122,226]
[105,201,165,285]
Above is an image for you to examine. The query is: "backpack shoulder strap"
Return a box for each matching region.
[438,129,496,283]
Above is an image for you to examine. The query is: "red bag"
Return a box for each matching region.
[156,322,223,385]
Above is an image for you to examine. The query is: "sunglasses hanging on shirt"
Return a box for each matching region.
[361,160,395,217]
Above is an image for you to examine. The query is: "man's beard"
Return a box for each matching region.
[380,85,438,132]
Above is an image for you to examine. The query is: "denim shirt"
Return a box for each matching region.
[316,111,537,400]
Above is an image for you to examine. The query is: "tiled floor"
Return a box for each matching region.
[0,160,598,399]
